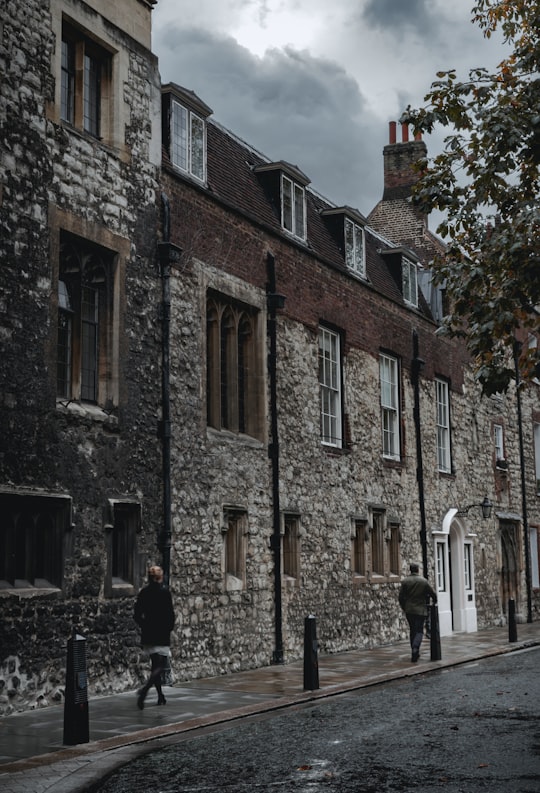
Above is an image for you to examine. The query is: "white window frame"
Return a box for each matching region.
[380,354,400,460]
[319,327,342,447]
[281,175,306,240]
[436,540,447,592]
[464,542,473,590]
[402,257,418,307]
[344,217,366,277]
[436,378,451,473]
[171,99,206,182]
[494,423,504,462]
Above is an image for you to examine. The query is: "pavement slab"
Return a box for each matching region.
[0,622,538,793]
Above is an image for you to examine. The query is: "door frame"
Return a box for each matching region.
[433,508,478,636]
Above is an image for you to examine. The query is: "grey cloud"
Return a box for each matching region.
[362,0,439,36]
[157,26,387,213]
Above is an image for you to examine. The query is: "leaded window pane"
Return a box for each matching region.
[172,101,188,171]
[61,39,75,123]
[282,176,293,232]
[83,53,100,137]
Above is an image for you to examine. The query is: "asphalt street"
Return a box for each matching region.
[94,646,540,793]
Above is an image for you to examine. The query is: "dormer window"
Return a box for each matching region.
[171,100,205,181]
[320,207,367,279]
[282,175,306,239]
[162,84,212,183]
[402,257,418,307]
[254,161,310,242]
[344,218,365,277]
[380,247,419,308]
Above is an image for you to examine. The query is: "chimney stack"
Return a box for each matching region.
[382,121,427,200]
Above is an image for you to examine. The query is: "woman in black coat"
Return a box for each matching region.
[134,565,175,708]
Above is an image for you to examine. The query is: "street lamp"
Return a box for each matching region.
[457,496,493,519]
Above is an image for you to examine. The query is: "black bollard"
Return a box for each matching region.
[430,603,442,661]
[303,615,319,690]
[508,598,518,643]
[63,629,89,745]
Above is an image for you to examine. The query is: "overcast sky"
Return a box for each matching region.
[152,0,507,220]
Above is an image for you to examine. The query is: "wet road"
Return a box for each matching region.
[93,646,540,792]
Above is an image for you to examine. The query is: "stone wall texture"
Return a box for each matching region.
[0,0,162,714]
[0,1,538,717]
[160,168,540,680]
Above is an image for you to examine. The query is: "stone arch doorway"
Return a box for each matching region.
[434,509,478,636]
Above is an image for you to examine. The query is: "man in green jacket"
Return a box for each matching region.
[399,562,437,663]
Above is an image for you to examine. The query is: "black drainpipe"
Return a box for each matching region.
[513,341,533,623]
[157,193,181,587]
[412,330,428,578]
[266,252,285,664]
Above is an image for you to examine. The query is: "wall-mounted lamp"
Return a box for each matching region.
[457,496,493,519]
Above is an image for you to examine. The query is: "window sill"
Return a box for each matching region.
[321,444,350,456]
[366,574,401,585]
[170,161,207,188]
[59,120,123,160]
[207,426,264,448]
[283,575,299,589]
[281,227,308,244]
[437,469,455,480]
[347,268,369,283]
[106,581,136,598]
[56,399,119,428]
[225,573,244,592]
[352,575,367,586]
[0,583,62,597]
[382,456,403,470]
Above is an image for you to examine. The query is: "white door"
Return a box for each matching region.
[435,509,478,635]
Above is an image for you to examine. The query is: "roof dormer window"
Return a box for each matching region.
[344,217,365,277]
[171,99,205,181]
[379,247,420,309]
[254,161,310,242]
[402,257,418,307]
[162,84,213,184]
[282,174,306,240]
[320,207,367,279]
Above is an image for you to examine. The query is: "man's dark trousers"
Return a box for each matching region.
[406,613,425,659]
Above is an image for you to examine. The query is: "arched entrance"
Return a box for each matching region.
[433,509,478,636]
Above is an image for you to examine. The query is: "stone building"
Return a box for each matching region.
[1,1,538,715]
[159,87,539,677]
[0,0,163,713]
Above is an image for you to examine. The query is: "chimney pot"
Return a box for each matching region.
[389,121,397,144]
[414,131,422,141]
[401,123,409,143]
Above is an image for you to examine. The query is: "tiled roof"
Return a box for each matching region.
[171,115,438,322]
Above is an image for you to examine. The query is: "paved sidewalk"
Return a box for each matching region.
[0,622,538,793]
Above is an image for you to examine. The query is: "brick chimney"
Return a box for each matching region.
[383,122,427,200]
